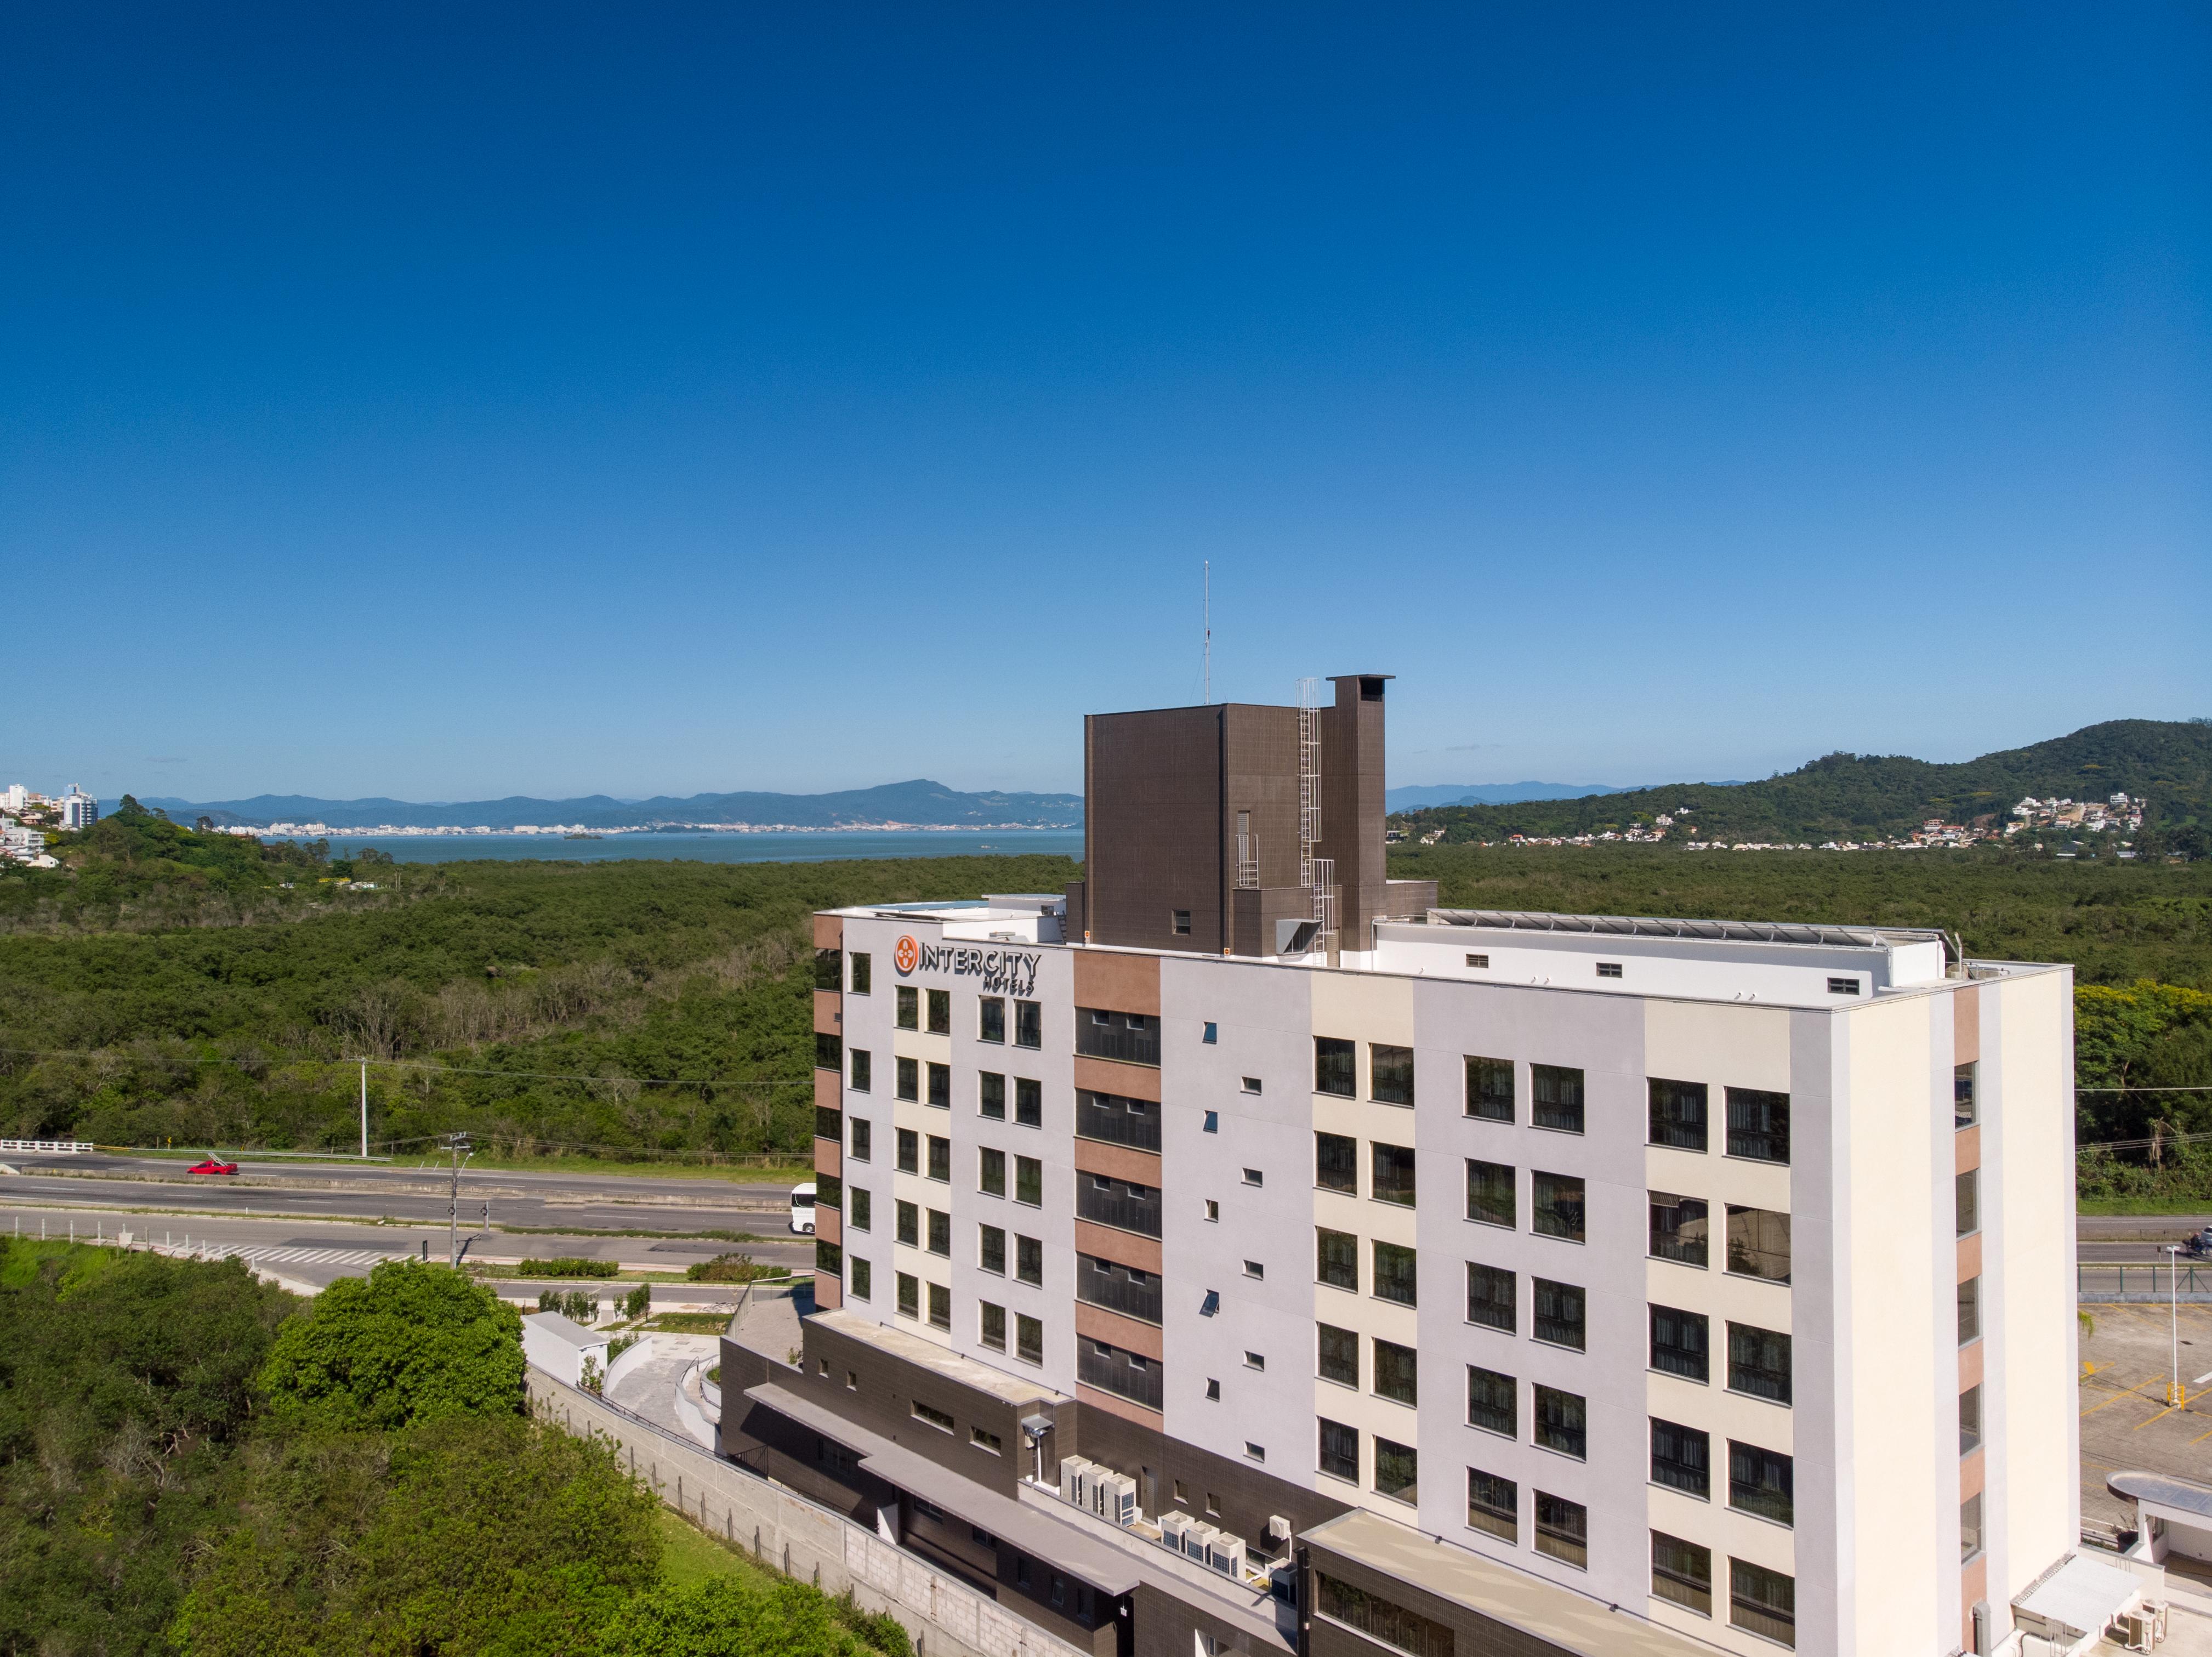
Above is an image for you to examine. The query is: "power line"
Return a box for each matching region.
[0,1045,809,1092]
[2078,1085,2212,1093]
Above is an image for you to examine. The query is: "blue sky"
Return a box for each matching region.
[3,4,2205,802]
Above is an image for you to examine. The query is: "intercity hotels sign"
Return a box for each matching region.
[893,933,1040,997]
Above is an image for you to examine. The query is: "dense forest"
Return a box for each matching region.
[1,809,2208,1170]
[0,1241,913,1656]
[1393,718,2212,845]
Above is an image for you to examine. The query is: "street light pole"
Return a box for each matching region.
[446,1133,473,1267]
[2169,1244,2185,1407]
[360,1060,368,1160]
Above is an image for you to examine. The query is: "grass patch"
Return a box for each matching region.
[644,1312,735,1334]
[492,1223,772,1242]
[652,1507,783,1592]
[2078,1198,2212,1217]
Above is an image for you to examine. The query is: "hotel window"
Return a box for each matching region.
[1955,1062,1978,1129]
[1172,909,1191,935]
[1244,1349,1265,1370]
[1956,1168,1980,1238]
[926,1208,951,1256]
[1465,1056,1513,1121]
[814,1236,842,1278]
[1648,1078,1707,1151]
[926,1134,951,1183]
[1961,1491,1985,1562]
[1532,1278,1585,1351]
[1315,1036,1356,1098]
[1015,1077,1042,1127]
[849,1188,872,1232]
[1373,1338,1418,1406]
[1466,1263,1515,1333]
[1596,962,1622,979]
[815,1033,842,1071]
[1244,1443,1265,1464]
[926,989,951,1035]
[1828,976,1860,996]
[1373,1437,1418,1505]
[1958,1276,1981,1346]
[1725,1205,1792,1283]
[1467,1365,1516,1436]
[1016,1313,1043,1364]
[1373,1241,1418,1307]
[1960,1384,1982,1455]
[973,1427,1002,1456]
[1465,953,1489,968]
[1318,1418,1359,1483]
[980,1301,1007,1350]
[979,1147,1006,1197]
[850,1117,871,1161]
[850,1049,872,1092]
[1202,1111,1219,1133]
[1317,1322,1359,1387]
[815,948,841,991]
[1014,999,1041,1048]
[1532,1385,1585,1459]
[1016,1234,1042,1286]
[980,1225,1005,1275]
[1531,1172,1584,1242]
[1534,1493,1587,1569]
[929,1282,951,1330]
[1372,1142,1417,1207]
[895,1057,919,1102]
[1651,1418,1710,1498]
[850,1257,872,1300]
[1371,1043,1414,1105]
[1202,1022,1217,1043]
[1728,1559,1795,1648]
[1651,1533,1712,1617]
[1315,1131,1357,1193]
[1725,1087,1790,1164]
[849,952,871,994]
[1648,1192,1709,1267]
[1313,1575,1450,1657]
[912,1400,954,1434]
[896,986,918,1030]
[1076,1008,1157,1065]
[1730,1441,1794,1527]
[1243,1259,1264,1280]
[980,1072,1006,1119]
[1317,1228,1360,1292]
[1651,1304,1710,1382]
[1467,1468,1517,1542]
[1466,1159,1516,1228]
[1727,1322,1793,1404]
[816,1104,843,1142]
[1241,1076,1261,1094]
[896,1200,918,1247]
[1531,1064,1584,1133]
[927,1062,951,1109]
[897,1272,919,1319]
[1205,1379,1220,1400]
[1015,1155,1043,1206]
[978,996,1005,1043]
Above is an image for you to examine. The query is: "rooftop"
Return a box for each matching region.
[809,1307,1070,1408]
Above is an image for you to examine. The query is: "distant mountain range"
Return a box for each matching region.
[1389,720,2212,843]
[1385,781,1647,811]
[145,780,1085,831]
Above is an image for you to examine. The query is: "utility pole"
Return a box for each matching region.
[360,1060,369,1159]
[1202,560,1211,705]
[446,1133,473,1267]
[2169,1244,2186,1406]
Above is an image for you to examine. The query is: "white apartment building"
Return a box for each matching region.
[724,678,2089,1657]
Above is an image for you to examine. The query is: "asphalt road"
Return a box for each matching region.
[0,1149,796,1235]
[0,1201,815,1290]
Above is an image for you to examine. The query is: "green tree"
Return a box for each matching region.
[596,1576,876,1657]
[0,1242,294,1656]
[171,1416,662,1657]
[257,1260,524,1430]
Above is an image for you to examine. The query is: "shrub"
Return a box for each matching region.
[512,1257,620,1279]
[684,1252,781,1283]
[624,1283,651,1319]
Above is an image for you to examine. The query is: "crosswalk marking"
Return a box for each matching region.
[179,1243,402,1268]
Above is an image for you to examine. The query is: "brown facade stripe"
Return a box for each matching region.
[1073,1053,1163,1103]
[1954,982,1980,1066]
[814,1268,842,1310]
[816,1205,841,1246]
[1072,1136,1163,1187]
[1076,1380,1163,1431]
[814,988,842,1035]
[1956,1122,1981,1176]
[1959,1334,1985,1392]
[812,913,843,950]
[814,1070,842,1114]
[1075,1299,1164,1362]
[1072,949,1162,1017]
[1074,1218,1164,1275]
[815,1134,841,1178]
[1958,1229,1983,1285]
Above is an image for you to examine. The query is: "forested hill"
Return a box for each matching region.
[1394,719,2212,844]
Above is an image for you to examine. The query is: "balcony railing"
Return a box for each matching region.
[1076,1178,1161,1238]
[1077,1258,1163,1325]
[1075,1092,1162,1151]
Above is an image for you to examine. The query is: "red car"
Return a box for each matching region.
[187,1157,239,1176]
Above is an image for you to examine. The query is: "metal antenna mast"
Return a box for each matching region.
[1203,561,1211,705]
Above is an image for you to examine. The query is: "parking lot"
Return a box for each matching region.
[2079,1301,2212,1543]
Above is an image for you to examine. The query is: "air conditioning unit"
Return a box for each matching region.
[1159,1511,1195,1552]
[1059,1456,1095,1508]
[1094,1471,1139,1528]
[1266,1514,1292,1545]
[1183,1522,1220,1565]
[1207,1532,1247,1578]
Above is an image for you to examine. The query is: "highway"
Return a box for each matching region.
[0,1149,796,1235]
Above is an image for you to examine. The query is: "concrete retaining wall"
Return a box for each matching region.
[526,1368,1090,1657]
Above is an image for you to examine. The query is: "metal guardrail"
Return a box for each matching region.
[0,1139,94,1154]
[2079,1263,2212,1298]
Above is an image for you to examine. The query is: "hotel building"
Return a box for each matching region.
[721,676,2080,1657]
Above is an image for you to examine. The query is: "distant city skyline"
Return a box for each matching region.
[4,6,2204,801]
